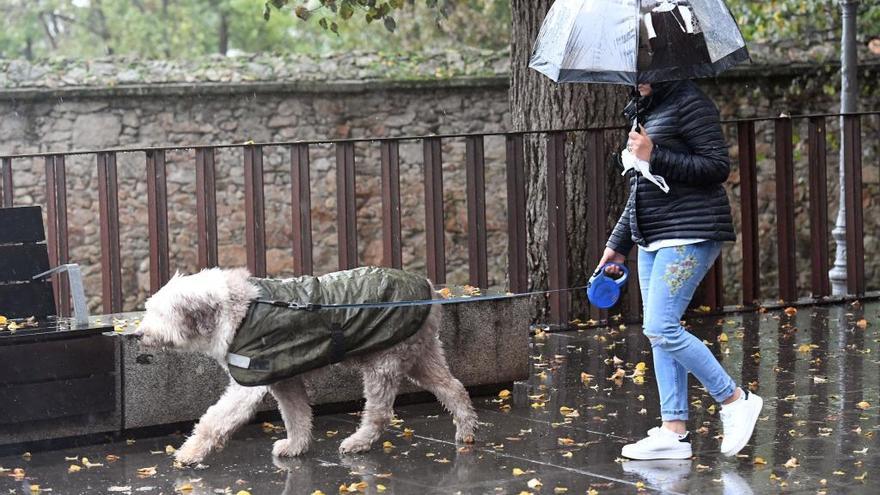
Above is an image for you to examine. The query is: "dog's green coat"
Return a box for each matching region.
[227,267,433,386]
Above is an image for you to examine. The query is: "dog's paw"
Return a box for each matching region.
[272,438,309,458]
[174,436,211,465]
[339,435,374,454]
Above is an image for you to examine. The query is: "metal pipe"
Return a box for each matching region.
[830,0,860,295]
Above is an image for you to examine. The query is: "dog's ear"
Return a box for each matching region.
[178,295,220,338]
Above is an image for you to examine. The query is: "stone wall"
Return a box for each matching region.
[1,53,878,313]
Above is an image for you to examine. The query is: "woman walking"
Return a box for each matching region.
[597,80,763,460]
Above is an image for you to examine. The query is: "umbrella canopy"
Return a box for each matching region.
[529,0,749,85]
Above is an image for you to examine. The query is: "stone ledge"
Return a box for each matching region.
[0,76,510,102]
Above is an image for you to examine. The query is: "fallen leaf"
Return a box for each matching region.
[12,468,25,480]
[108,487,131,493]
[177,483,193,492]
[29,485,40,493]
[636,480,646,491]
[434,458,450,464]
[717,332,729,343]
[105,455,120,462]
[382,441,395,449]
[854,472,867,481]
[165,445,176,455]
[557,437,575,446]
[580,373,594,385]
[696,464,711,471]
[68,465,82,473]
[554,487,568,494]
[853,447,868,455]
[376,485,386,493]
[402,428,414,438]
[632,375,645,385]
[527,478,543,490]
[753,457,767,465]
[783,457,799,469]
[784,307,797,316]
[855,319,868,329]
[856,401,871,410]
[561,452,573,458]
[312,491,327,495]
[512,468,526,476]
[833,470,846,476]
[82,458,103,469]
[137,466,158,478]
[22,452,32,460]
[326,431,338,438]
[587,490,599,495]
[498,389,511,399]
[607,368,625,381]
[634,362,648,372]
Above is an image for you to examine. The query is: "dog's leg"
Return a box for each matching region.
[175,380,268,465]
[339,366,402,454]
[269,376,313,457]
[407,336,478,444]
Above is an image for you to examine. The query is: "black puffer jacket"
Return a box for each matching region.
[606,80,736,255]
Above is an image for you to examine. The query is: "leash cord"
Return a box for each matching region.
[253,284,592,312]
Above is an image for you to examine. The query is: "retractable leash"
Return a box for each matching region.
[254,274,629,313]
[253,284,591,312]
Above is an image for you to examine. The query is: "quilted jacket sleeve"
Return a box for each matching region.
[648,88,730,185]
[606,190,634,256]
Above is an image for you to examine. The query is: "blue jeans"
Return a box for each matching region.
[638,241,737,421]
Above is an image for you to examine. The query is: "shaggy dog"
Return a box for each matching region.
[135,267,477,465]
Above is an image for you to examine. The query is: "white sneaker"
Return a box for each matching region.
[719,389,763,456]
[621,427,692,460]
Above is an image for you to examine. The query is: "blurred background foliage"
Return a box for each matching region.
[0,0,876,61]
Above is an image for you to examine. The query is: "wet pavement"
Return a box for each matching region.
[1,301,878,494]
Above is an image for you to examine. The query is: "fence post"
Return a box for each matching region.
[775,118,797,302]
[842,114,865,295]
[738,121,760,306]
[546,132,569,326]
[146,150,170,293]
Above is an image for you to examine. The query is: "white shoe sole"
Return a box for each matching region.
[721,395,764,456]
[621,446,692,461]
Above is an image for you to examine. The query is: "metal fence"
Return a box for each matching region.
[1,111,876,325]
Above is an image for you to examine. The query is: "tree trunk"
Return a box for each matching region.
[218,12,229,55]
[510,0,630,321]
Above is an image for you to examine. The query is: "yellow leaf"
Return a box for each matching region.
[326,431,338,437]
[856,401,871,410]
[707,405,716,415]
[236,491,252,495]
[29,485,40,493]
[376,485,386,493]
[312,491,327,495]
[68,464,82,473]
[554,487,568,493]
[402,428,414,438]
[561,452,573,458]
[717,332,729,343]
[498,389,511,399]
[177,483,194,492]
[559,406,575,414]
[0,315,7,325]
[165,445,176,455]
[854,472,867,481]
[527,478,543,489]
[833,470,846,475]
[587,489,599,495]
[635,362,648,372]
[637,394,645,402]
[636,480,646,491]
[633,375,645,385]
[580,373,593,385]
[512,468,526,476]
[783,457,799,469]
[382,441,395,449]
[753,457,767,465]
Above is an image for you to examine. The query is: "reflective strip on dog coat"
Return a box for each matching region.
[227,266,433,387]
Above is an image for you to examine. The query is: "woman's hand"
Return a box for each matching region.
[627,124,653,162]
[596,247,626,277]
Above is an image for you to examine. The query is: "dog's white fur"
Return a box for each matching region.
[137,267,477,464]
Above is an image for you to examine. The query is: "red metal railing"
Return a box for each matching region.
[0,112,876,324]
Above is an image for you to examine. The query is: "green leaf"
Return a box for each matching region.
[263,2,272,21]
[340,3,354,20]
[319,17,329,30]
[384,15,397,32]
[294,5,311,20]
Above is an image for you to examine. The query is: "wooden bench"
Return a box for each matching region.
[0,206,117,427]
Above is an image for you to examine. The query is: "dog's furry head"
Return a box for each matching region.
[137,267,258,359]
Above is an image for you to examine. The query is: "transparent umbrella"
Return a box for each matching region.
[529,0,749,85]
